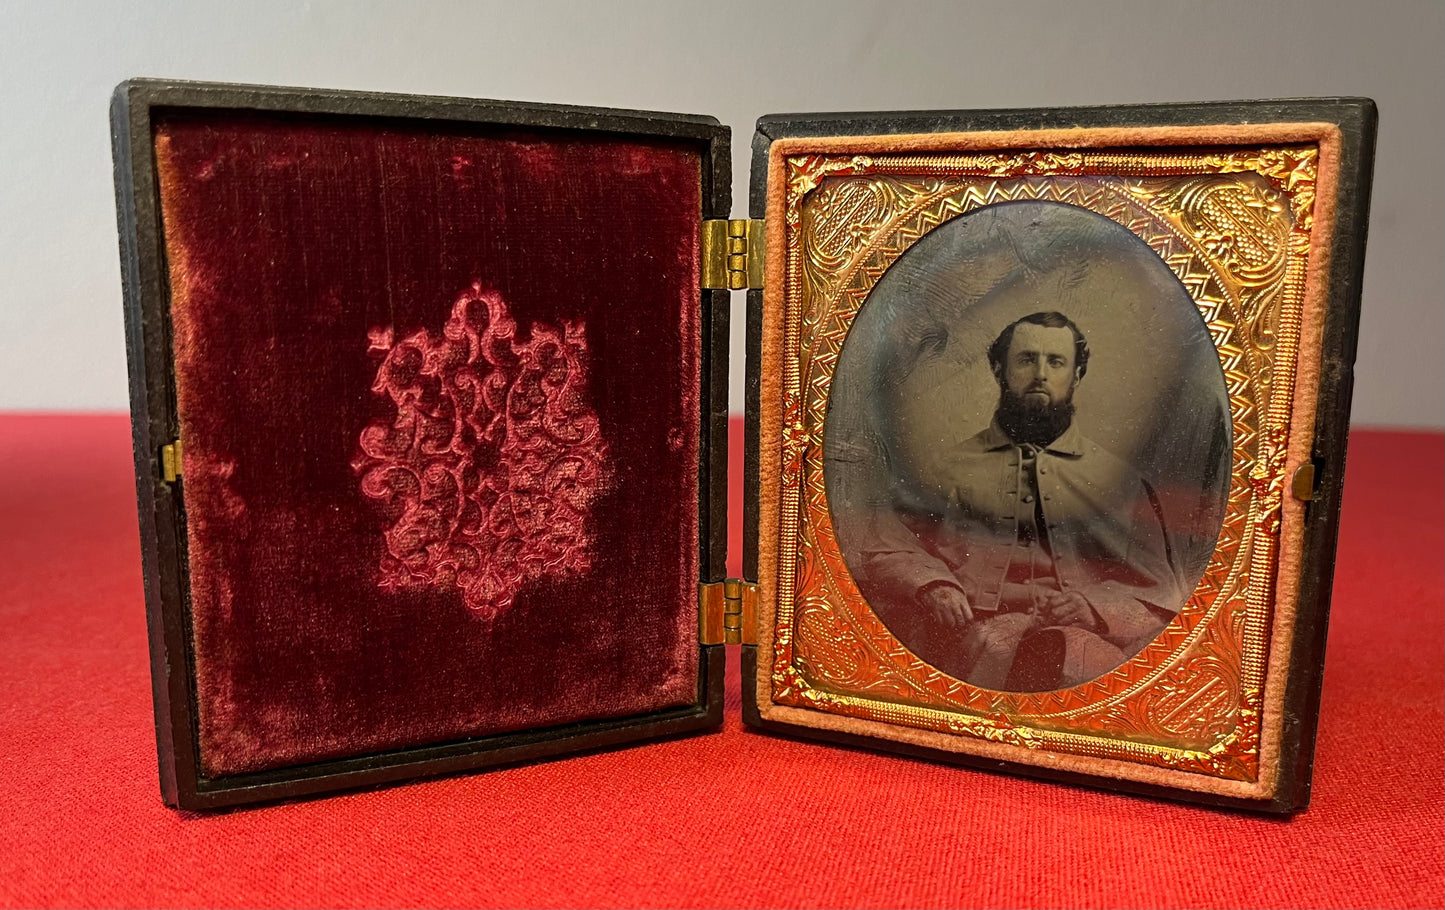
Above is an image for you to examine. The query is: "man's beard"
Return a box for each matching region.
[995,388,1075,447]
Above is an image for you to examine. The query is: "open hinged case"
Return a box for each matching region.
[112,80,1375,812]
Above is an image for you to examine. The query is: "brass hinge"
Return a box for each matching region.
[699,578,758,645]
[160,438,183,484]
[700,218,765,290]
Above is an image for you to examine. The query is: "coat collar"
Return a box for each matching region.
[979,417,1086,457]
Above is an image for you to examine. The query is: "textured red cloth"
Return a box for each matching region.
[0,414,1441,908]
[149,112,705,775]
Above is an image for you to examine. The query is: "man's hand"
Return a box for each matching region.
[920,584,974,629]
[1043,590,1099,630]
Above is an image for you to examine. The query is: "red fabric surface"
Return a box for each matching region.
[1,414,1441,909]
[150,111,704,775]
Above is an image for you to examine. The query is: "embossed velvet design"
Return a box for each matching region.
[354,286,612,618]
[154,111,702,776]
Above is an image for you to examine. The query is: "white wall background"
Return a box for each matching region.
[2,0,1441,427]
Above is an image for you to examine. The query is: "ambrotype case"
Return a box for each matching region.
[113,82,731,808]
[743,104,1375,812]
[112,81,1374,811]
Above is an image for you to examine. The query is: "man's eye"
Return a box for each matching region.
[1049,357,1065,367]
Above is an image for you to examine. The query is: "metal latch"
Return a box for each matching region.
[1292,462,1317,501]
[700,219,765,290]
[160,438,183,484]
[699,578,758,645]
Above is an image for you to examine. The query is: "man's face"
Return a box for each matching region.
[1002,323,1079,407]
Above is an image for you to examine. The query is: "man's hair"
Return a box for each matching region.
[987,311,1090,380]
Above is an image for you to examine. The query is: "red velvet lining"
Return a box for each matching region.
[153,110,702,776]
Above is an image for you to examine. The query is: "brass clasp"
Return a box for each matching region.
[160,438,183,484]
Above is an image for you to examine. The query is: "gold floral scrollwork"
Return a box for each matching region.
[981,151,1087,177]
[805,180,888,271]
[787,154,876,203]
[943,714,1046,750]
[1173,177,1290,285]
[768,144,1319,785]
[1130,170,1300,359]
[1251,424,1293,537]
[1200,148,1319,242]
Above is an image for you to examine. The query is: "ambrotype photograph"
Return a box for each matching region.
[825,199,1232,692]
